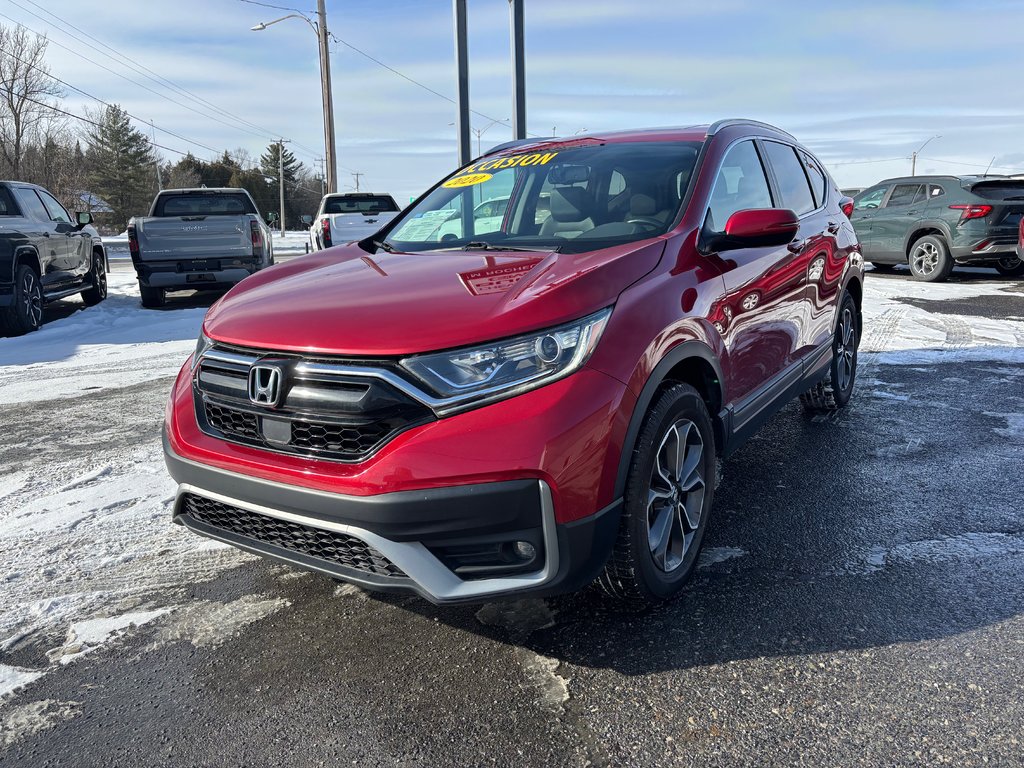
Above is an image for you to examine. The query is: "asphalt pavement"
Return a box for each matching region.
[2,268,1022,766]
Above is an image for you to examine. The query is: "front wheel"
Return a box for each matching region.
[597,383,716,607]
[81,251,107,306]
[1,264,44,335]
[994,255,1024,277]
[908,234,953,282]
[801,292,859,412]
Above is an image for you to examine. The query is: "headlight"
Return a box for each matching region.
[191,331,214,370]
[400,307,612,413]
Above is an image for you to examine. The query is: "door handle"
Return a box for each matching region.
[827,220,840,234]
[906,210,919,216]
[787,238,808,253]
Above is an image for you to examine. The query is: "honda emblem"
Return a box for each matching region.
[248,364,283,407]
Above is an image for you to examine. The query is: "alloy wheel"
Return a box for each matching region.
[646,418,706,572]
[20,270,43,328]
[911,242,940,276]
[835,305,856,392]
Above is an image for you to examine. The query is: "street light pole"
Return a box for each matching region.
[251,6,337,193]
[453,0,471,166]
[509,0,526,140]
[911,135,941,176]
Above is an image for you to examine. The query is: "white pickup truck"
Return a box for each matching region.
[127,188,274,308]
[308,192,401,252]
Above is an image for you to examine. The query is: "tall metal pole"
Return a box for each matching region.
[453,0,471,166]
[509,0,526,140]
[278,139,287,236]
[317,0,338,193]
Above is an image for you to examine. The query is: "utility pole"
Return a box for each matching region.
[509,0,526,140]
[351,172,363,192]
[150,120,163,190]
[316,158,326,196]
[278,139,289,236]
[453,0,471,166]
[317,0,338,193]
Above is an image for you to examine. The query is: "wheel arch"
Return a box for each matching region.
[613,341,726,499]
[904,222,951,258]
[14,246,42,279]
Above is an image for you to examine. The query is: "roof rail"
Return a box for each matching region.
[707,119,797,141]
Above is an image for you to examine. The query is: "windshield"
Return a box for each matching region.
[386,141,701,254]
[155,193,257,217]
[324,195,399,214]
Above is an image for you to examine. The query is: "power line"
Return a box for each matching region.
[235,0,310,13]
[0,9,325,166]
[918,156,1024,175]
[14,0,317,156]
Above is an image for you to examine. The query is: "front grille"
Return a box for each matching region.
[193,344,435,462]
[182,493,405,578]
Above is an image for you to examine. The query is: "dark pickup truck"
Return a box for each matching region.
[0,181,106,336]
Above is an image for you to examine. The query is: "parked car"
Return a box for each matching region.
[1018,215,1023,260]
[850,175,1024,280]
[0,181,107,335]
[164,120,863,606]
[127,188,274,308]
[308,192,400,252]
[840,187,864,198]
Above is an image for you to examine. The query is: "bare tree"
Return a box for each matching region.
[0,24,63,179]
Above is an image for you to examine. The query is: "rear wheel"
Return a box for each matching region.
[994,255,1024,277]
[597,383,716,607]
[801,292,859,412]
[139,283,165,308]
[1,264,44,335]
[81,251,107,306]
[908,234,953,282]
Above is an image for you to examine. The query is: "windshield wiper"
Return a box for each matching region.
[463,241,559,253]
[371,239,397,253]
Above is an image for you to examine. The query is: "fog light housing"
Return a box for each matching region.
[513,540,536,560]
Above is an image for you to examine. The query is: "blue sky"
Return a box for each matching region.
[7,0,1024,202]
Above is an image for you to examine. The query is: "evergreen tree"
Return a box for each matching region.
[260,142,304,226]
[83,104,157,230]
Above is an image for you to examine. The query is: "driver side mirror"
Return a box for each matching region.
[702,208,799,253]
[75,211,93,227]
[301,214,313,225]
[267,211,279,223]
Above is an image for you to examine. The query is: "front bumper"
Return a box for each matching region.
[165,432,621,603]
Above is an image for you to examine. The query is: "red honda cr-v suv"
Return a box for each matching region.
[164,120,863,606]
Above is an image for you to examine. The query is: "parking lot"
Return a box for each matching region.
[1,259,1021,765]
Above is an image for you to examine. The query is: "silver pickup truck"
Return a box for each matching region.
[308,192,401,252]
[127,188,274,308]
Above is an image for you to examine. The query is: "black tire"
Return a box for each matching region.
[908,234,953,282]
[869,262,897,273]
[81,250,107,306]
[139,283,165,308]
[597,383,716,607]
[1,264,44,336]
[994,255,1024,277]
[801,292,859,412]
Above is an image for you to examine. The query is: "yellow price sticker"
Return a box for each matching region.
[442,173,492,189]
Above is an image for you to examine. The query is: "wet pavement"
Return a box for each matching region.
[2,271,1023,766]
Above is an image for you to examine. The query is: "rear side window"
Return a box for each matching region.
[0,187,18,216]
[800,152,828,208]
[323,196,399,214]
[887,183,925,207]
[762,141,816,216]
[968,182,1024,201]
[155,193,257,217]
[14,188,50,221]
[928,184,945,199]
[707,140,773,231]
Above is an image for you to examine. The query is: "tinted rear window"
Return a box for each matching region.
[323,196,398,214]
[762,141,816,216]
[0,187,18,216]
[968,182,1024,201]
[155,193,257,217]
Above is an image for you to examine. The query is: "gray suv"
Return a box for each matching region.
[851,175,1024,281]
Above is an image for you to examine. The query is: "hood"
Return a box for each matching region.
[203,240,665,356]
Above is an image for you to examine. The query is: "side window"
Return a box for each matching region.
[928,184,945,199]
[886,183,925,207]
[762,141,816,216]
[707,140,773,231]
[855,186,887,210]
[0,187,19,216]
[36,189,72,223]
[801,152,828,208]
[14,188,51,222]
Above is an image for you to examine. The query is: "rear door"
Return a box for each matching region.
[13,187,68,286]
[36,188,90,276]
[872,182,926,257]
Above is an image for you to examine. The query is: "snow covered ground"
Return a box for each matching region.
[0,265,1022,720]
